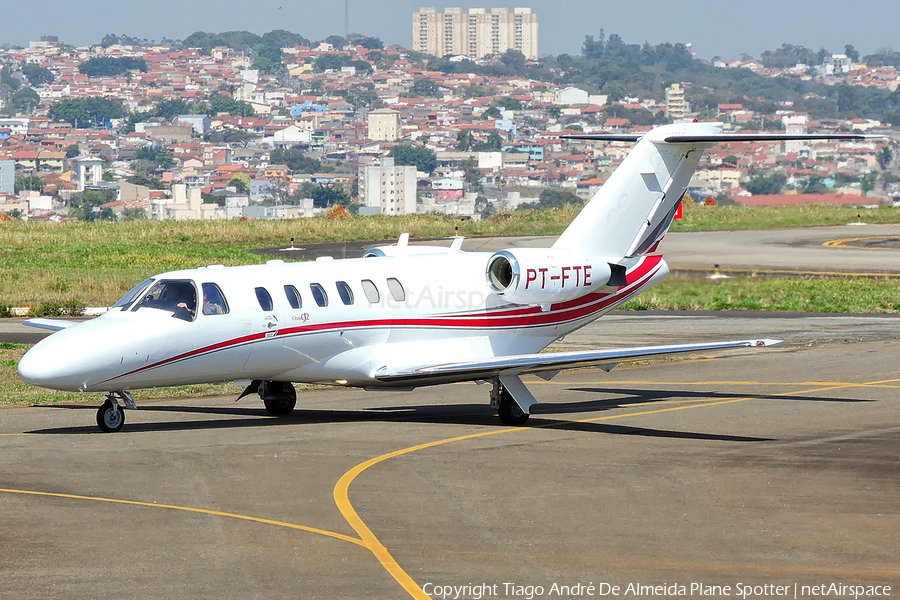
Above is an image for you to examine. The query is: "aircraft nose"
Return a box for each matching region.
[18,338,90,391]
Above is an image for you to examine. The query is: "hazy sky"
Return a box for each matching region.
[4,0,900,60]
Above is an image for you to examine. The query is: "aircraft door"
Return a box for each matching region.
[243,286,285,376]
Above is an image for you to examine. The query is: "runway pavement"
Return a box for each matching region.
[251,223,900,275]
[2,314,898,599]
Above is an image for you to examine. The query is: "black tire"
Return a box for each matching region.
[263,381,297,416]
[497,389,529,426]
[97,401,125,433]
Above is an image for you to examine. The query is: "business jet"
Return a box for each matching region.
[18,122,875,432]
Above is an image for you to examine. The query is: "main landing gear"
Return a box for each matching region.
[491,379,530,426]
[96,391,136,433]
[237,380,297,416]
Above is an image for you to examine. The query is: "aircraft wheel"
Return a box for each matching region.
[263,382,297,416]
[97,401,125,433]
[497,388,529,426]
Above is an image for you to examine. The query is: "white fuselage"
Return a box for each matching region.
[18,249,668,393]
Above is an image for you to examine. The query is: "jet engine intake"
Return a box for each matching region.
[486,248,614,305]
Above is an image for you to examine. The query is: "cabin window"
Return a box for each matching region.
[201,283,229,315]
[310,283,328,307]
[255,287,274,311]
[361,279,380,303]
[132,279,197,322]
[113,278,154,311]
[336,281,354,305]
[284,285,302,309]
[387,277,405,302]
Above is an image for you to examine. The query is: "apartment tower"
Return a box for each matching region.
[413,7,539,60]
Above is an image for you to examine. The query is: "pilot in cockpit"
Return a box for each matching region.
[162,284,197,321]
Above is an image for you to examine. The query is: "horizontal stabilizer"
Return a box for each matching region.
[561,134,643,142]
[663,133,884,143]
[22,318,80,332]
[375,339,781,385]
[563,133,883,144]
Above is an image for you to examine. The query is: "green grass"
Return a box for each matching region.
[671,201,900,231]
[2,203,900,308]
[621,274,900,313]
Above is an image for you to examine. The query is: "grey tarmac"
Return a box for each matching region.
[250,223,900,275]
[1,313,898,599]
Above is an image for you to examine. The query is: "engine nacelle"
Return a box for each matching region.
[486,248,614,306]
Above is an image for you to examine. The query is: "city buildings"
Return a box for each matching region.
[665,83,688,121]
[367,108,401,141]
[359,158,418,215]
[0,158,14,196]
[413,7,539,60]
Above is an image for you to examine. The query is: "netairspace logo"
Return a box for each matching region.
[421,581,893,600]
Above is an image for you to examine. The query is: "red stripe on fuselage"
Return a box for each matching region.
[98,257,664,385]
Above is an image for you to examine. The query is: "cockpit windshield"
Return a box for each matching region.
[131,279,198,322]
[112,278,154,311]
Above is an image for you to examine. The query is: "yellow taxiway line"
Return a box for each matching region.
[5,375,899,598]
[332,375,900,598]
[823,235,900,251]
[0,488,367,548]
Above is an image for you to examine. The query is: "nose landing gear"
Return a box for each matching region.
[96,391,136,433]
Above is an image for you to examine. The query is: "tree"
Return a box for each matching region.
[78,56,148,77]
[269,147,321,173]
[411,78,438,97]
[325,35,348,48]
[68,189,116,222]
[845,44,860,62]
[482,106,502,120]
[460,158,483,192]
[745,172,787,195]
[154,99,192,121]
[252,43,285,74]
[1,64,21,92]
[205,93,254,117]
[474,195,493,219]
[65,144,81,158]
[48,97,125,126]
[260,29,310,49]
[389,145,437,174]
[499,49,526,71]
[135,146,175,169]
[456,130,474,152]
[314,53,350,72]
[8,87,40,114]
[496,97,523,111]
[15,175,43,193]
[227,172,251,193]
[126,172,162,188]
[22,64,54,86]
[537,188,582,209]
[309,185,350,208]
[474,130,503,152]
[351,35,383,50]
[876,146,894,170]
[860,170,877,197]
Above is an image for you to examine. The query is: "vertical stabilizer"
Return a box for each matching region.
[553,122,722,260]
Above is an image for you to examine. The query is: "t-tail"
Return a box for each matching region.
[553,122,881,262]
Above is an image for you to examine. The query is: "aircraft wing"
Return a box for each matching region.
[375,339,781,385]
[22,318,80,332]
